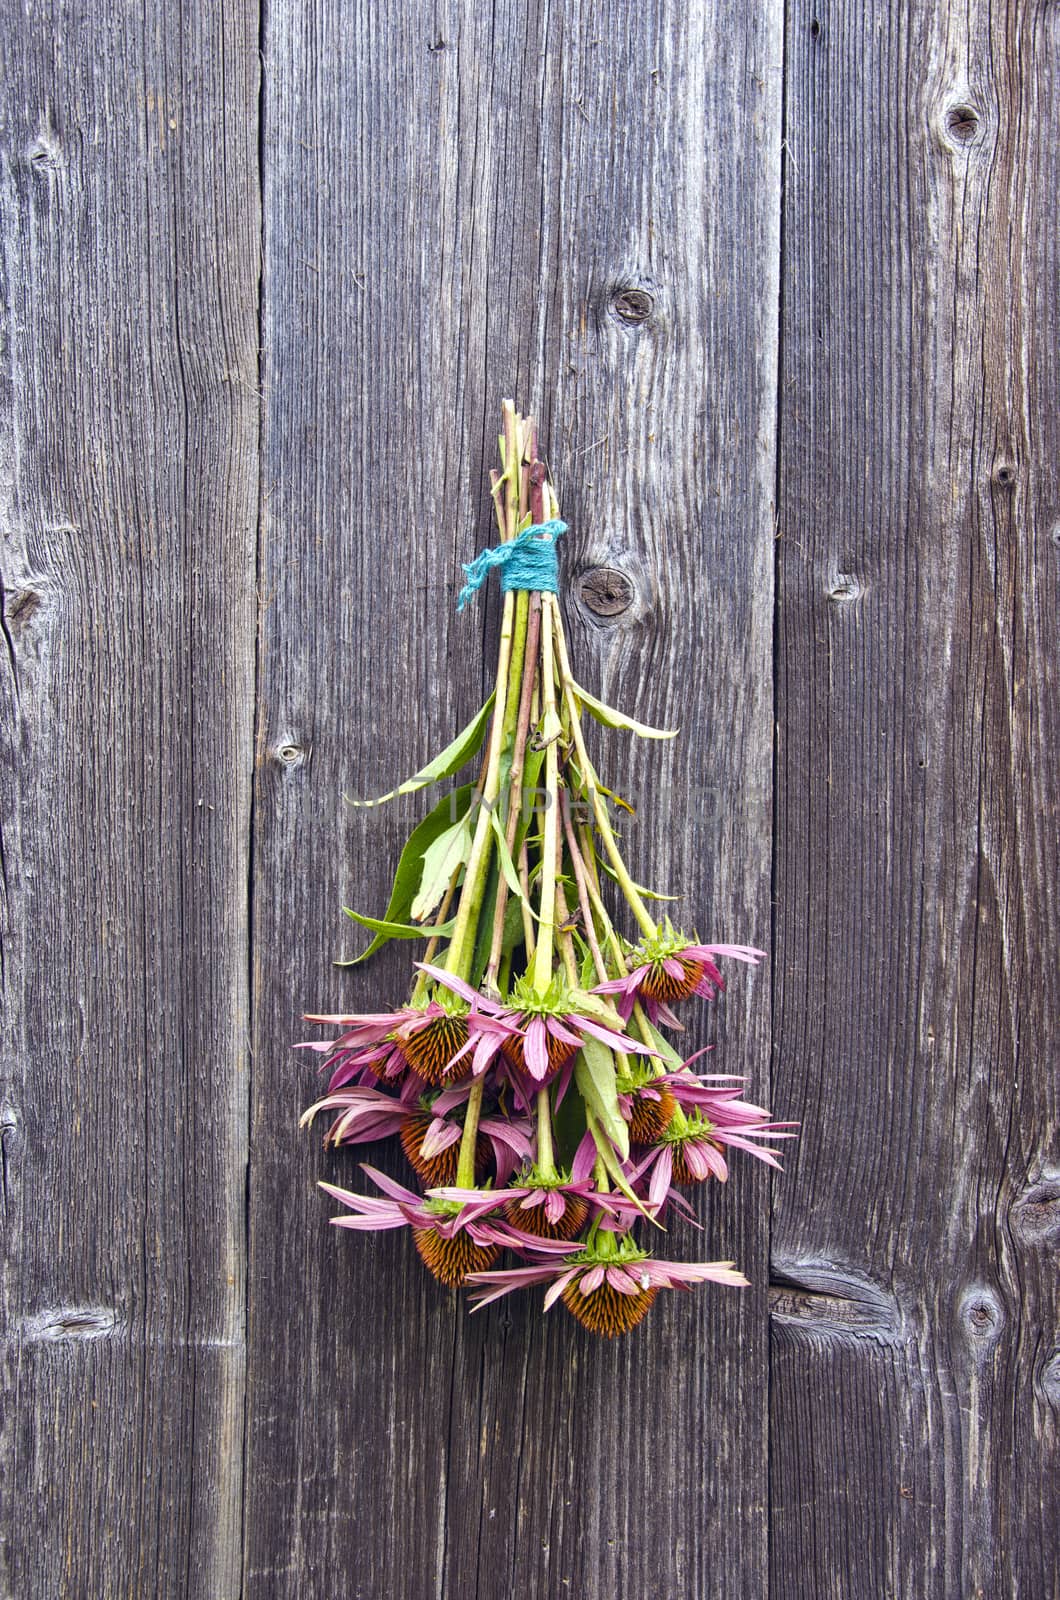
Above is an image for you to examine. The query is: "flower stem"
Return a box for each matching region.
[455,1077,485,1189]
[531,596,561,995]
[561,789,608,983]
[549,597,657,939]
[483,595,540,992]
[446,593,517,980]
[536,1088,557,1178]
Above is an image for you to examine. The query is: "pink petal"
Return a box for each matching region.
[524,1016,549,1080]
[419,1119,462,1158]
[578,1265,606,1295]
[414,963,484,1006]
[606,1267,642,1295]
[359,1164,421,1204]
[649,1145,674,1210]
[542,1267,581,1311]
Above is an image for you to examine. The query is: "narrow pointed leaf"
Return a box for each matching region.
[600,862,679,901]
[347,694,495,807]
[488,806,529,909]
[574,1035,630,1160]
[341,908,456,947]
[570,679,677,740]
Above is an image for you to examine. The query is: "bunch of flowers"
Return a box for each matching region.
[300,402,796,1337]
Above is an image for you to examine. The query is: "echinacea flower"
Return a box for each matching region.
[300,1079,419,1147]
[302,1078,533,1186]
[592,924,765,1023]
[630,1075,797,1205]
[619,1079,678,1143]
[420,964,656,1084]
[296,1007,414,1088]
[320,1166,503,1286]
[427,1169,610,1241]
[465,1232,749,1337]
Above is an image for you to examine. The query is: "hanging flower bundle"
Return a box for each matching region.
[300,402,796,1337]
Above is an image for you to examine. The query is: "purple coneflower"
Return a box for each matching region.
[320,1165,503,1287]
[419,963,654,1085]
[427,1172,610,1242]
[302,992,477,1089]
[592,924,765,1021]
[630,1072,797,1204]
[465,1233,749,1337]
[302,1079,533,1186]
[295,1010,411,1088]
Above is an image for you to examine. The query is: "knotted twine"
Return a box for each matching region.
[456,519,568,612]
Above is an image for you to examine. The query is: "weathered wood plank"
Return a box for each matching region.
[773,4,1060,1595]
[248,1,782,1595]
[0,7,260,1596]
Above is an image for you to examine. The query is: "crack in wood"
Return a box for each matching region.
[768,1261,905,1345]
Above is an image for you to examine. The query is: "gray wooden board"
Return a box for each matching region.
[0,4,261,1597]
[2,0,1057,1595]
[773,3,1059,1596]
[247,1,781,1596]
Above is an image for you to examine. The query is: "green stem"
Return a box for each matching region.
[553,874,580,987]
[549,597,657,939]
[446,592,517,979]
[561,791,608,983]
[536,1088,557,1178]
[531,597,561,994]
[484,595,540,991]
[455,1077,485,1189]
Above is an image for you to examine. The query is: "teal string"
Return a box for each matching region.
[456,519,568,612]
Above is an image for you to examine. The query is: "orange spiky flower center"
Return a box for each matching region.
[397,1014,471,1085]
[412,1227,499,1287]
[561,1276,657,1337]
[627,1085,678,1144]
[399,1112,488,1186]
[639,954,704,1002]
[503,1191,589,1240]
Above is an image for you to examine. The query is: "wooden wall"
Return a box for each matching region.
[1,1,1055,1595]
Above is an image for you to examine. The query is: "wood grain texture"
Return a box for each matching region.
[0,5,260,1596]
[247,2,782,1596]
[4,0,1056,1594]
[773,3,1060,1596]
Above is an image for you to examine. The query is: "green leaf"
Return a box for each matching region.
[347,694,495,807]
[489,806,529,909]
[499,896,525,958]
[410,811,473,921]
[335,785,473,964]
[570,680,678,741]
[600,862,679,901]
[574,1036,630,1161]
[341,907,456,947]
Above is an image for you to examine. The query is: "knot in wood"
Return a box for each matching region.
[945,103,981,144]
[609,286,655,326]
[578,566,635,618]
[827,574,861,605]
[957,1284,1004,1346]
[272,741,307,769]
